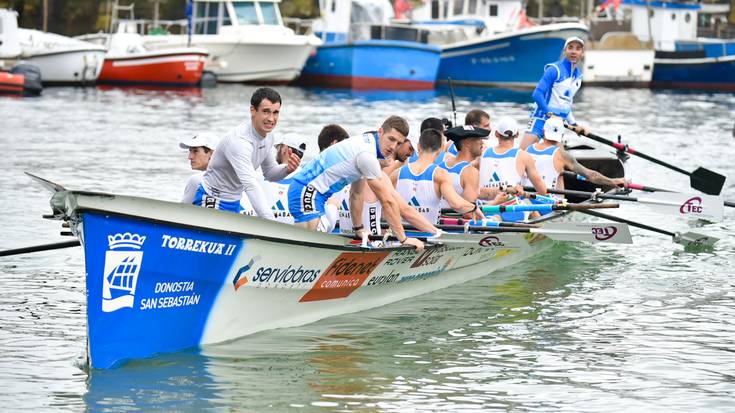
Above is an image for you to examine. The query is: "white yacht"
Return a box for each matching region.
[1,8,105,85]
[143,0,322,83]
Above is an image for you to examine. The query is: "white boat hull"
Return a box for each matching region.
[23,49,105,84]
[584,49,655,86]
[143,34,320,82]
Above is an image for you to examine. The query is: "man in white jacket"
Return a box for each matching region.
[193,87,301,219]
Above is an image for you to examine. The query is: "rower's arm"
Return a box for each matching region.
[520,151,548,195]
[460,167,480,203]
[560,149,621,187]
[436,168,473,211]
[349,179,366,229]
[261,147,290,182]
[231,140,275,220]
[367,177,405,241]
[532,66,558,115]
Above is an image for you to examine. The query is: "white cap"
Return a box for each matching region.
[494,116,519,139]
[564,36,585,48]
[543,117,565,142]
[406,133,421,151]
[274,133,307,152]
[179,132,220,150]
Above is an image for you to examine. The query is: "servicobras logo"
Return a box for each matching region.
[680,196,703,214]
[591,226,618,241]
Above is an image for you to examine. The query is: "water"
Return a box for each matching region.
[1,85,734,412]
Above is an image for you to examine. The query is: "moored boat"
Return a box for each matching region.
[299,0,441,90]
[80,23,209,87]
[40,184,630,369]
[406,0,589,88]
[142,0,322,83]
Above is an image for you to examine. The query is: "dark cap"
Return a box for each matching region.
[444,125,491,142]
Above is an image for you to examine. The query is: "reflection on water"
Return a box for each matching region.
[1,84,734,412]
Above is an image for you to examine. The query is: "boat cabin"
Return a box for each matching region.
[625,0,700,50]
[191,0,286,35]
[410,0,526,33]
[0,9,21,60]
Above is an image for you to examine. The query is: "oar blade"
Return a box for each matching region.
[637,193,724,222]
[675,231,719,248]
[690,167,726,195]
[539,222,633,244]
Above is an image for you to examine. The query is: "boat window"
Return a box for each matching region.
[489,4,498,16]
[233,2,259,25]
[260,2,279,25]
[332,0,336,13]
[671,13,676,21]
[454,0,464,15]
[194,1,221,34]
[685,13,690,23]
[431,0,439,18]
[468,0,477,14]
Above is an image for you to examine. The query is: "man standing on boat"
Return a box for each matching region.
[180,132,220,204]
[524,116,628,190]
[288,116,430,250]
[520,36,588,150]
[194,87,300,218]
[391,128,486,224]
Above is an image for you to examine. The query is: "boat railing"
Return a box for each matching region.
[348,21,471,45]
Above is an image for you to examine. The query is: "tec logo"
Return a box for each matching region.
[680,197,703,214]
[591,226,618,241]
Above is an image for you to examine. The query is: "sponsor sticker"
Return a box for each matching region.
[478,236,505,248]
[299,251,389,302]
[591,226,618,241]
[680,197,703,214]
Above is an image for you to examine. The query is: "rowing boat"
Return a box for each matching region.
[39,185,632,369]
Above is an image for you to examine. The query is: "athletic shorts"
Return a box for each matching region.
[526,116,546,138]
[288,182,328,223]
[192,184,242,213]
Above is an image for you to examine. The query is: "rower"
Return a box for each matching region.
[524,116,628,191]
[179,132,219,204]
[248,125,349,228]
[439,126,486,208]
[288,116,432,250]
[408,117,447,164]
[391,128,485,224]
[195,87,300,217]
[479,116,548,220]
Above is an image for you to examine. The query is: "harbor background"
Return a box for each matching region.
[1,84,734,411]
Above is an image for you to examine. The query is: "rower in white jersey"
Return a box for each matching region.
[439,125,509,209]
[479,116,548,221]
[523,116,629,191]
[179,132,219,204]
[288,116,435,251]
[195,87,300,218]
[391,128,485,224]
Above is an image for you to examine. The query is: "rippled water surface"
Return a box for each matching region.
[1,85,734,412]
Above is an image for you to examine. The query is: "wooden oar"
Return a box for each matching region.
[0,240,80,257]
[383,221,632,244]
[525,186,724,222]
[579,209,718,247]
[565,125,727,195]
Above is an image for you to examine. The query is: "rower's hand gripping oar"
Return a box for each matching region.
[564,124,727,195]
[526,186,725,222]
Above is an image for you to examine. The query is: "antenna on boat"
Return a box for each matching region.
[186,0,193,47]
[448,77,457,128]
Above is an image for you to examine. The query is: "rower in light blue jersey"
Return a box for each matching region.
[288,116,431,251]
[520,36,589,150]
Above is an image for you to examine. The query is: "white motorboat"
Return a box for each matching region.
[17,28,106,85]
[142,0,322,83]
